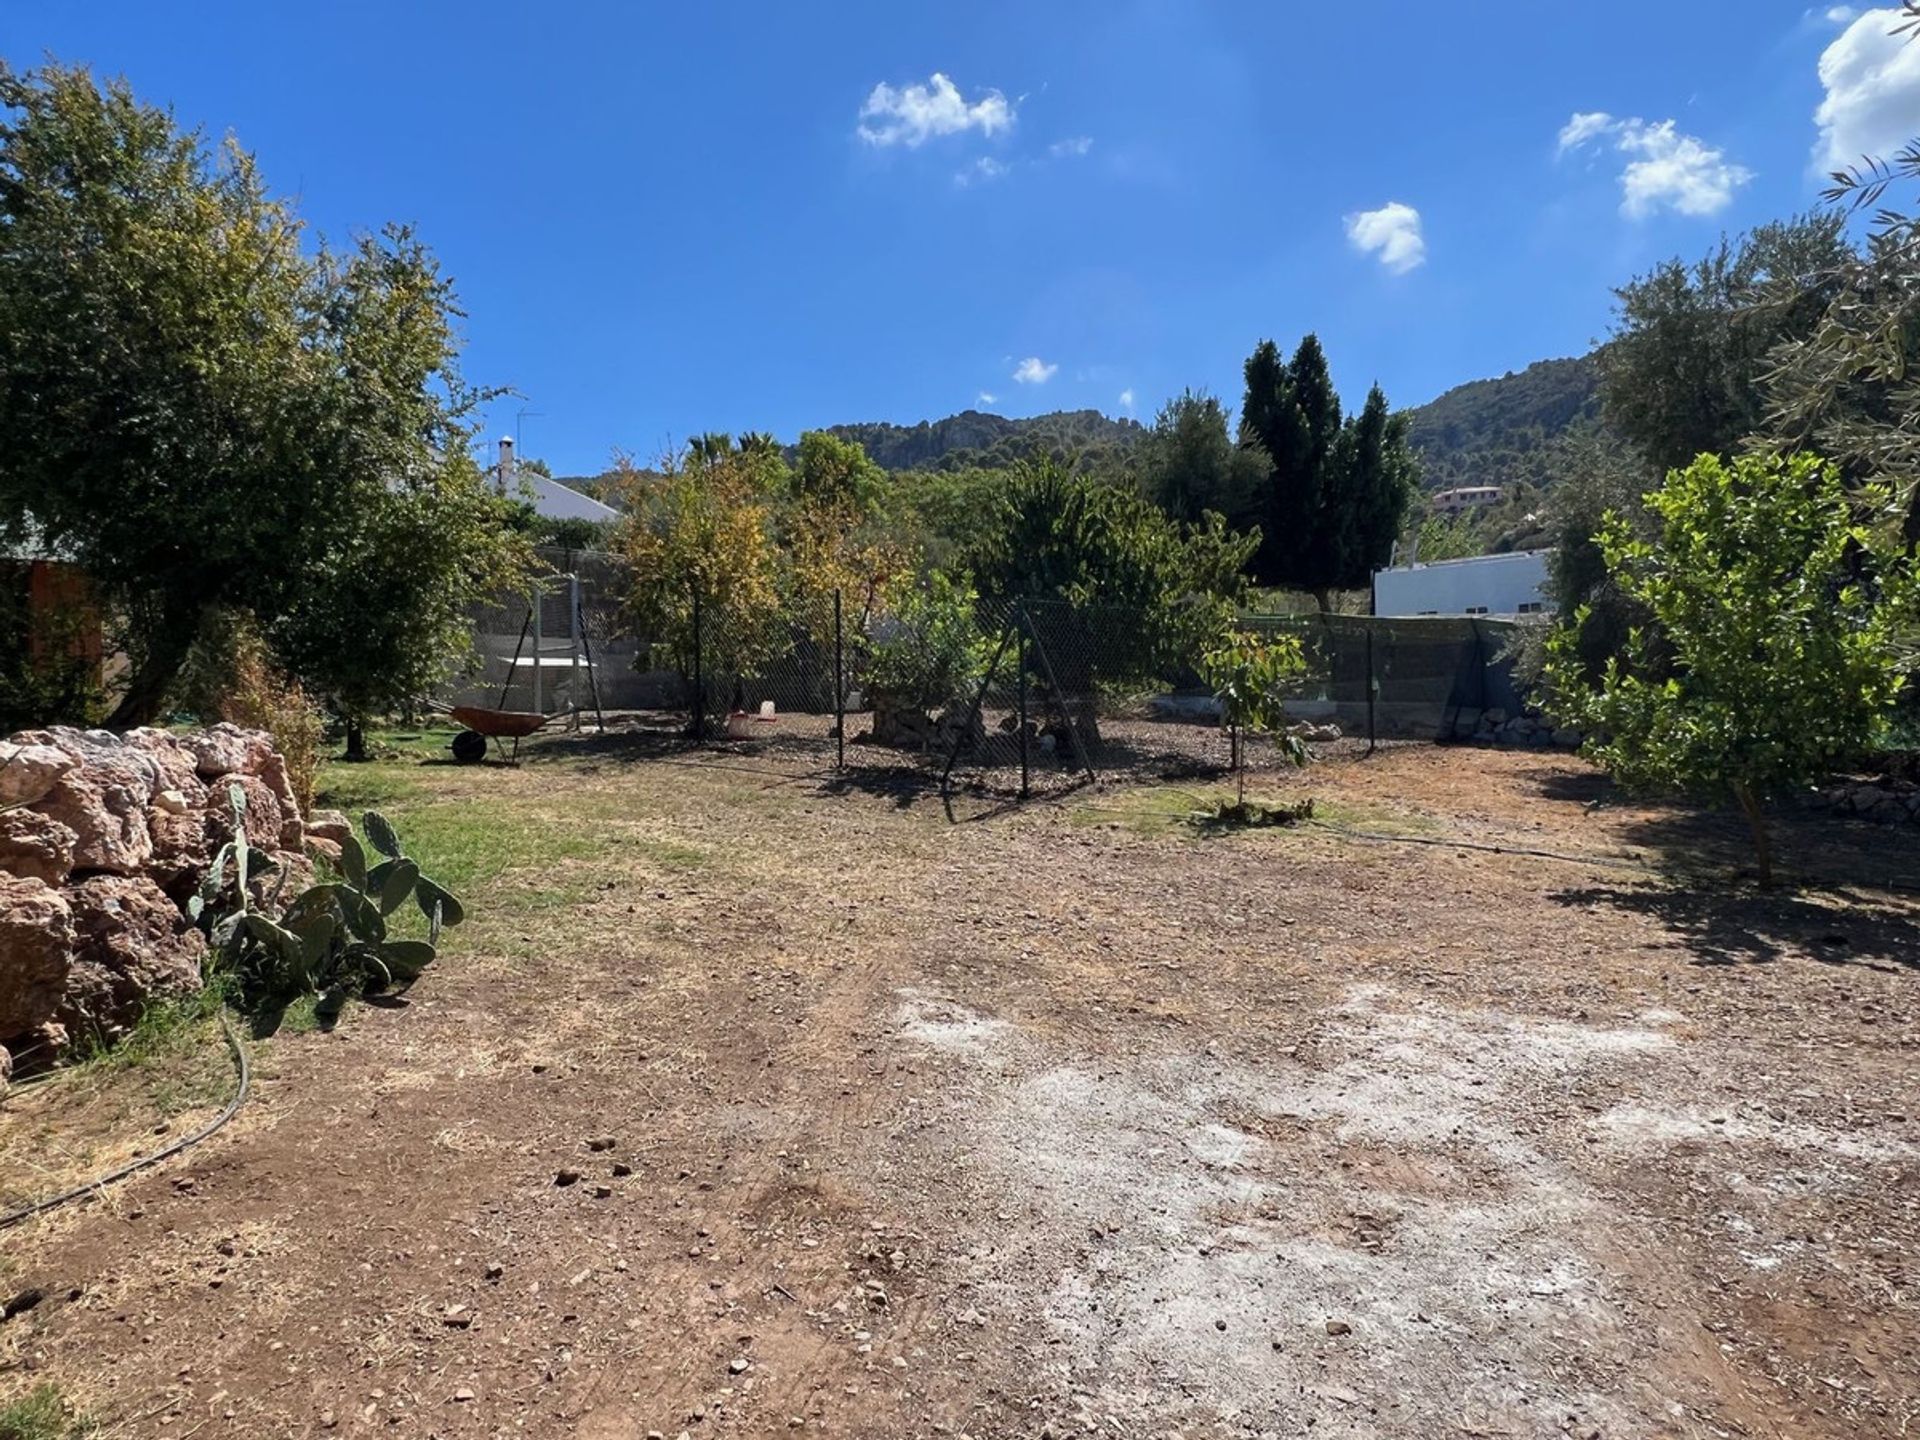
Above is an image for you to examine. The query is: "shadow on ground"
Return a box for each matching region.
[1553,882,1919,972]
[1530,769,1920,895]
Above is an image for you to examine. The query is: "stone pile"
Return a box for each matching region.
[1462,708,1584,750]
[0,723,338,1091]
[1802,777,1920,828]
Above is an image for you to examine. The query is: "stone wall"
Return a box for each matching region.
[1801,776,1920,828]
[0,724,332,1092]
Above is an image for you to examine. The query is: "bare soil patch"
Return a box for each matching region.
[2,742,1916,1439]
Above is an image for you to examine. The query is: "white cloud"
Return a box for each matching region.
[1557,112,1754,217]
[1827,6,1860,23]
[1557,111,1617,152]
[1815,8,1920,172]
[1012,356,1058,385]
[1343,201,1427,274]
[1049,136,1094,158]
[858,73,1014,148]
[954,156,1009,187]
[1118,388,1136,411]
[977,391,998,406]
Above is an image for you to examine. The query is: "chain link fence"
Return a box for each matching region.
[452,552,1534,793]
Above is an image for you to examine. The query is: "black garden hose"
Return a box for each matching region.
[0,1014,251,1231]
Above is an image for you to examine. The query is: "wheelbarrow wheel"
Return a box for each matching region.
[451,729,487,764]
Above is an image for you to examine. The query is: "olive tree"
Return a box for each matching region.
[0,62,523,729]
[1545,452,1913,886]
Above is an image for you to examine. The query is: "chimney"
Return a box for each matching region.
[497,436,516,495]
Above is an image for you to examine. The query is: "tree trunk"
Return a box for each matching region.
[1311,587,1335,614]
[104,605,203,729]
[1732,782,1774,889]
[344,719,368,763]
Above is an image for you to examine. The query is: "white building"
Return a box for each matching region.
[494,437,618,524]
[1372,550,1551,617]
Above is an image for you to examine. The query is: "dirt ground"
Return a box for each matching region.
[3,737,1917,1439]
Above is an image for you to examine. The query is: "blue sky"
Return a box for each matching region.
[6,2,1918,475]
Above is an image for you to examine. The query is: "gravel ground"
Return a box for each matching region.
[1,740,1915,1439]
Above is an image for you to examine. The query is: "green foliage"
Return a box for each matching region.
[1402,355,1606,494]
[1197,628,1309,801]
[0,1384,94,1440]
[1546,452,1914,885]
[0,62,527,728]
[822,408,1143,475]
[615,446,788,689]
[0,564,102,731]
[1239,336,1418,600]
[972,457,1256,623]
[1137,389,1269,530]
[862,571,989,711]
[197,792,465,1019]
[1775,151,1920,541]
[1600,213,1854,475]
[501,502,620,553]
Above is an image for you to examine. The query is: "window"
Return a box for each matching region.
[1464,605,1489,615]
[1516,601,1546,615]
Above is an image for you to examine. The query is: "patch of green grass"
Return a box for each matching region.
[0,1383,96,1439]
[313,760,422,814]
[1311,797,1440,837]
[68,984,225,1079]
[1070,784,1238,836]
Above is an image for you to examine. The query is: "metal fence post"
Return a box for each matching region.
[690,584,704,742]
[833,587,845,771]
[1016,615,1030,798]
[1365,619,1377,756]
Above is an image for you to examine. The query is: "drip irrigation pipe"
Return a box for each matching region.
[0,1014,250,1231]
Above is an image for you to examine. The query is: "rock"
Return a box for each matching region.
[0,809,78,885]
[0,1042,9,1101]
[28,738,156,876]
[152,789,191,816]
[147,808,212,894]
[1324,1319,1352,1336]
[122,729,207,802]
[1551,728,1583,748]
[58,874,205,1043]
[1147,693,1225,724]
[555,1169,581,1186]
[251,850,315,914]
[203,773,284,854]
[257,751,305,848]
[305,835,344,870]
[0,741,75,809]
[178,723,275,780]
[306,809,353,846]
[0,875,76,1043]
[1289,722,1343,744]
[729,1357,750,1374]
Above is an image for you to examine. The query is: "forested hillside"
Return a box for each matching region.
[1401,354,1603,492]
[819,408,1143,473]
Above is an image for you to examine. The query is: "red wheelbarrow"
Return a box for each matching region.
[447,705,551,765]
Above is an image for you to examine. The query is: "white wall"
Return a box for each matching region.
[1373,550,1550,617]
[523,475,619,523]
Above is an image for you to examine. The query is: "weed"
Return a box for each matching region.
[0,1383,94,1439]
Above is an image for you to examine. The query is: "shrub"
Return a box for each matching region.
[1546,451,1914,886]
[1197,628,1309,803]
[862,572,989,714]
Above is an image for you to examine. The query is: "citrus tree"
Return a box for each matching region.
[1197,628,1309,804]
[1545,451,1913,887]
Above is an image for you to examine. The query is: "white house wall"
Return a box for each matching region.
[1373,551,1550,616]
